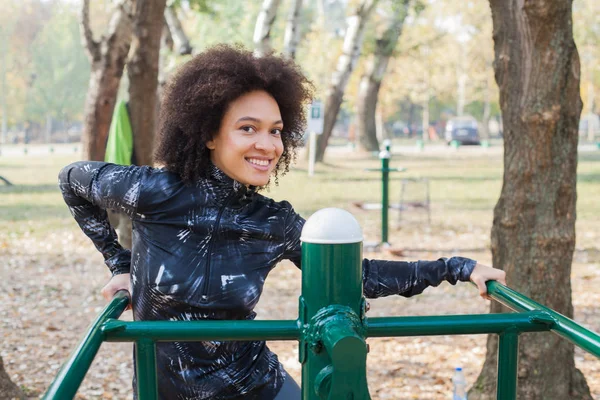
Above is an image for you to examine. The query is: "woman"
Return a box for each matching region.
[59,44,506,400]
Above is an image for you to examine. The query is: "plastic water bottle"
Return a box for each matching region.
[452,367,467,400]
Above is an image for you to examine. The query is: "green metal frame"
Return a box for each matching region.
[43,242,600,400]
[365,151,405,246]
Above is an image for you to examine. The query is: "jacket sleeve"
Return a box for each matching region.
[361,257,476,298]
[281,207,476,298]
[58,161,148,276]
[281,202,304,268]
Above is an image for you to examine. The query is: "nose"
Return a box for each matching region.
[254,131,278,152]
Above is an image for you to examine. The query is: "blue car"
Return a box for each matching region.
[445,116,481,145]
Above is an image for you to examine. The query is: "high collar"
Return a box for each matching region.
[201,163,257,207]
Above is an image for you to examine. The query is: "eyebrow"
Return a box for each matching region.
[236,116,283,125]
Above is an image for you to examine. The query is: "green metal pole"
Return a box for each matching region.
[380,151,390,245]
[299,208,369,400]
[497,329,519,400]
[136,338,158,400]
[487,281,600,358]
[103,319,300,342]
[366,312,553,337]
[42,290,129,400]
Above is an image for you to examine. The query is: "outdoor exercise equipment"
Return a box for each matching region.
[43,208,600,400]
[364,147,405,246]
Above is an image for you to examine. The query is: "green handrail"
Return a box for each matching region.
[486,280,600,358]
[42,290,129,400]
[42,283,600,400]
[102,319,301,341]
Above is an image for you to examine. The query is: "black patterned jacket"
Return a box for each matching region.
[58,162,476,400]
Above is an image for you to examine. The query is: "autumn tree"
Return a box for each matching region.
[79,0,133,161]
[315,0,378,162]
[28,4,90,141]
[469,1,592,399]
[164,5,193,56]
[127,0,168,167]
[283,0,304,59]
[355,0,410,152]
[253,0,282,57]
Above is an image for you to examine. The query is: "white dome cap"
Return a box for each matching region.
[300,208,363,244]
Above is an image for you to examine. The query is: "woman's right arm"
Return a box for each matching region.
[58,161,148,276]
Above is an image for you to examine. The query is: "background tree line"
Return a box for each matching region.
[1,0,597,158]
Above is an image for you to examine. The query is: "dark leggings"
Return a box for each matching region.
[273,372,301,399]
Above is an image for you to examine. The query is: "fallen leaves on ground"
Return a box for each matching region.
[1,228,599,399]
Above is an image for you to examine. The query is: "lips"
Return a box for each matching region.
[246,157,273,172]
[246,158,270,167]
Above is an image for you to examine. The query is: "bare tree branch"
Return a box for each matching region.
[79,0,100,62]
[164,5,192,55]
[162,15,174,52]
[253,0,282,57]
[283,0,303,59]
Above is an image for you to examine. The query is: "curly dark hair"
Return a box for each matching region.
[154,44,314,185]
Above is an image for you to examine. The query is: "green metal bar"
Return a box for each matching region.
[42,290,129,400]
[487,281,600,358]
[380,152,390,244]
[497,330,519,400]
[103,319,300,342]
[135,338,158,400]
[366,312,553,337]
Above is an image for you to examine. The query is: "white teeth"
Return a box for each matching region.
[247,158,269,166]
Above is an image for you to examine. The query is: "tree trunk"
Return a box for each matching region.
[127,0,168,167]
[480,73,492,140]
[80,0,133,161]
[164,5,192,56]
[283,0,303,59]
[356,0,409,152]
[158,16,173,100]
[0,356,24,400]
[253,0,282,57]
[315,0,378,162]
[469,1,591,399]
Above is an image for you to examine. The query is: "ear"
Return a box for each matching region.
[206,138,216,150]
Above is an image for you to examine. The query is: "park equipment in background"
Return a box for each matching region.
[397,177,431,226]
[364,140,405,246]
[42,208,600,400]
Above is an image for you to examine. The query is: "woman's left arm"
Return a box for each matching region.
[362,258,506,299]
[281,208,506,300]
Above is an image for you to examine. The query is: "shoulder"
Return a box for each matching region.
[138,167,187,198]
[253,194,295,213]
[142,167,181,186]
[253,195,304,225]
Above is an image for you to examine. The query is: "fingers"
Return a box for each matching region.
[471,267,507,301]
[100,284,116,301]
[474,278,488,299]
[101,273,132,304]
[498,271,507,286]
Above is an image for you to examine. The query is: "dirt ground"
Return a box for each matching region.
[1,227,598,400]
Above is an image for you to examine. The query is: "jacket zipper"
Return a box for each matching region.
[200,194,234,303]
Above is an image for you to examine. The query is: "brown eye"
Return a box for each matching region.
[241,126,256,133]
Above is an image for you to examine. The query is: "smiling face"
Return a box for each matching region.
[206,90,284,187]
